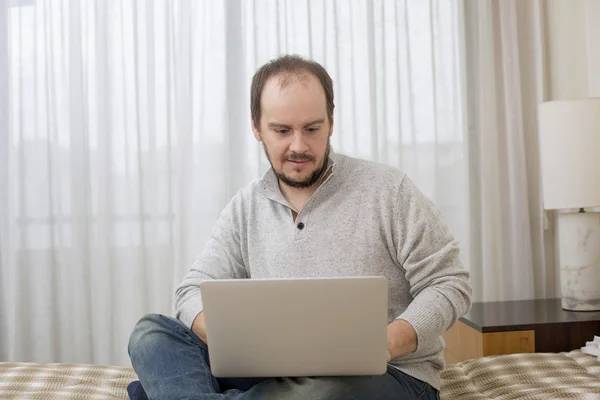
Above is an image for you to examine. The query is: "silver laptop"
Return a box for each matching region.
[200,276,388,378]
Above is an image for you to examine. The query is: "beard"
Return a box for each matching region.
[263,139,331,189]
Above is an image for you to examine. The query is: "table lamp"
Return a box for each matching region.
[538,99,600,311]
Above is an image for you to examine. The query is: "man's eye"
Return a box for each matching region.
[307,127,319,133]
[278,129,289,134]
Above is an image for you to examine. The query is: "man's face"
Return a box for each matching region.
[252,73,333,189]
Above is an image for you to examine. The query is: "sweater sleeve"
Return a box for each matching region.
[393,176,472,353]
[175,195,248,328]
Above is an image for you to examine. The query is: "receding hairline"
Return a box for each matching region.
[265,70,323,92]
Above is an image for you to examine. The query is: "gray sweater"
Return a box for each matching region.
[175,152,471,390]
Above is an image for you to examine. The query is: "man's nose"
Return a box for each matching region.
[289,131,309,153]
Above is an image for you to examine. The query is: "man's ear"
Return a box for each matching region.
[251,116,262,142]
[329,117,334,137]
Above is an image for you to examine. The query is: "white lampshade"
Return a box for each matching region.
[538,99,600,210]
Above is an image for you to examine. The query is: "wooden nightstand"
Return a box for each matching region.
[443,298,600,364]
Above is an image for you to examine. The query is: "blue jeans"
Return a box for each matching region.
[128,314,439,400]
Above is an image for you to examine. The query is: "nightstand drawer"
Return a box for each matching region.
[483,330,535,356]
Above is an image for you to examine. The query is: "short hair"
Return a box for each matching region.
[250,54,335,128]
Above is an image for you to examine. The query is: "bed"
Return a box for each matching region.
[0,362,137,399]
[1,351,599,399]
[440,350,600,399]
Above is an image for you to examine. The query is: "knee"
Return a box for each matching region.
[128,313,168,357]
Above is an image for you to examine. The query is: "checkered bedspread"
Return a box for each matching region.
[440,350,600,399]
[1,351,599,399]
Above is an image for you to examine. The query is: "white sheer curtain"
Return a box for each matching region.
[460,0,559,303]
[0,0,466,366]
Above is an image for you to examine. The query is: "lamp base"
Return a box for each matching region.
[558,211,600,311]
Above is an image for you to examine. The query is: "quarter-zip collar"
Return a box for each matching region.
[258,151,343,209]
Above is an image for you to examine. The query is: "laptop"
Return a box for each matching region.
[200,276,388,378]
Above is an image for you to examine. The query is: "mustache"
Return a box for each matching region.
[285,154,315,162]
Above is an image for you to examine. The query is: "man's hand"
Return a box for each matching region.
[192,312,208,344]
[386,318,417,361]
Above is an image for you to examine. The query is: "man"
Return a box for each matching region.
[128,55,471,400]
